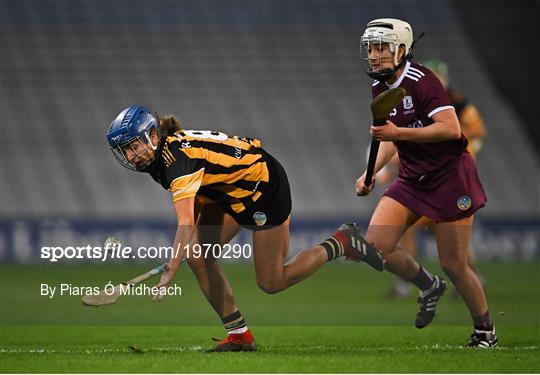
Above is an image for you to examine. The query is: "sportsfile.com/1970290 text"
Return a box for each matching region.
[39,243,252,262]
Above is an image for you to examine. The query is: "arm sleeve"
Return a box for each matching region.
[417,73,454,118]
[164,140,206,202]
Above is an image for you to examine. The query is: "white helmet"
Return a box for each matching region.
[361,18,414,80]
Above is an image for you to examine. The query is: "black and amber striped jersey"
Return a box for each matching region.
[148,129,270,214]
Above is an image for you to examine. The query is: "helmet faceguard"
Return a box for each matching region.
[106,106,161,171]
[110,134,157,171]
[361,18,414,81]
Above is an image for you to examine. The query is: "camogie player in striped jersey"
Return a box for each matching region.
[356,18,496,347]
[106,106,384,352]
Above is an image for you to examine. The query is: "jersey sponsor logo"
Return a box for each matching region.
[233,138,243,158]
[457,196,472,211]
[253,211,267,226]
[403,96,414,110]
[406,119,424,128]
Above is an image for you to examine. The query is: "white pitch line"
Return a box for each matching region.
[0,345,537,354]
[0,346,204,354]
[290,344,539,352]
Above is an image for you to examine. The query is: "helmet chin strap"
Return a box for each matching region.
[144,132,158,151]
[367,60,406,82]
[367,32,426,82]
[143,112,163,152]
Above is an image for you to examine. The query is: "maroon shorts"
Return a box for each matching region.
[384,152,487,222]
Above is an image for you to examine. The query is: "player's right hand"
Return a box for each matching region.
[356,172,375,196]
[152,263,176,302]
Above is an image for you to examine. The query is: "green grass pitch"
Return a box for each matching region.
[1,262,539,373]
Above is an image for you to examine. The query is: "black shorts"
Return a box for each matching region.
[230,149,292,231]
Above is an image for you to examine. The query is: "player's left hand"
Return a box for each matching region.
[152,263,176,302]
[370,121,402,141]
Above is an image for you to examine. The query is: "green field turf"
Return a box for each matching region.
[1,325,538,373]
[1,262,539,372]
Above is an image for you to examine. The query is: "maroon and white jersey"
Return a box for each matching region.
[372,61,468,179]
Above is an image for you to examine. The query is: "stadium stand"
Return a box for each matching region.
[2,0,538,220]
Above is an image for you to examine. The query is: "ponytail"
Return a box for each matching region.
[158,114,182,136]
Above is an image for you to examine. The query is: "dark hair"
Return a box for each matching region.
[158,113,183,136]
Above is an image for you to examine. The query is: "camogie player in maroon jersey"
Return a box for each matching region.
[386,59,488,299]
[356,18,497,347]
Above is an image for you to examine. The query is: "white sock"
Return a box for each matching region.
[228,326,248,335]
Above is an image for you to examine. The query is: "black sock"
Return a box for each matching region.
[410,266,435,291]
[320,237,344,261]
[221,310,247,334]
[473,310,493,331]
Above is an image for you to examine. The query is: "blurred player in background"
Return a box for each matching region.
[385,59,487,298]
[355,18,497,347]
[106,106,384,352]
[424,59,486,160]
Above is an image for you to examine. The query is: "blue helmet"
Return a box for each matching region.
[106,106,160,171]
